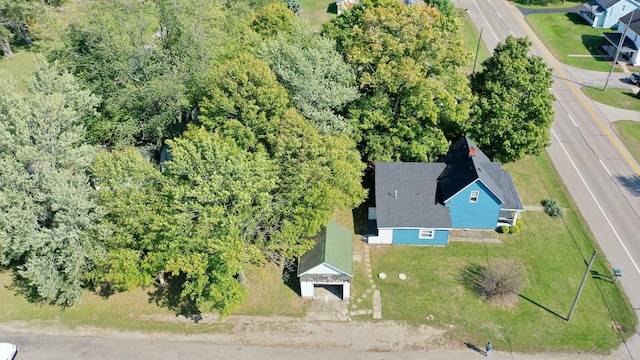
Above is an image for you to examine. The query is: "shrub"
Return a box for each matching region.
[515,217,523,230]
[542,198,565,218]
[480,258,524,301]
[498,225,510,233]
[509,225,520,234]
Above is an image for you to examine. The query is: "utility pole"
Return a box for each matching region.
[567,250,597,322]
[473,27,484,75]
[604,11,634,91]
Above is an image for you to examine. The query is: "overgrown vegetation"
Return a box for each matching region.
[479,258,524,305]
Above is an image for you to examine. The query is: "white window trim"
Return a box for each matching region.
[470,190,480,203]
[419,229,435,239]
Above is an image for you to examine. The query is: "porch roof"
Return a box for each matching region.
[603,32,638,51]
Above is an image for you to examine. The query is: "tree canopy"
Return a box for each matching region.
[260,23,359,135]
[0,57,103,306]
[51,0,261,146]
[467,36,555,163]
[322,0,472,162]
[199,54,367,259]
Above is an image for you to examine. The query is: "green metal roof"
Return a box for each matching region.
[297,220,353,277]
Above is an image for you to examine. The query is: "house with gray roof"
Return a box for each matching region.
[367,137,524,245]
[579,0,640,29]
[298,220,353,300]
[603,8,640,65]
[580,0,640,28]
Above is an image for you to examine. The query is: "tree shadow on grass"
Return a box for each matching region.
[352,165,375,236]
[459,263,485,298]
[147,273,201,322]
[282,259,301,296]
[616,174,640,196]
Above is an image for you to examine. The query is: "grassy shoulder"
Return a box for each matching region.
[457,8,490,74]
[582,86,640,111]
[612,121,640,162]
[526,12,622,72]
[370,153,637,353]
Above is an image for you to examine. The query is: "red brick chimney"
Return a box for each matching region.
[469,147,476,157]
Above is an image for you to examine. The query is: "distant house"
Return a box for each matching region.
[297,220,353,300]
[367,137,524,246]
[579,0,640,28]
[603,9,640,65]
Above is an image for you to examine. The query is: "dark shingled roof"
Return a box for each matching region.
[620,9,640,34]
[583,0,606,13]
[297,220,353,279]
[438,137,524,211]
[600,0,623,9]
[374,162,451,229]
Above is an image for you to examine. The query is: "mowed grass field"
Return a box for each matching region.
[526,12,621,72]
[582,86,640,111]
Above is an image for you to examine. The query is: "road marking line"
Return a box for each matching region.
[472,0,499,42]
[567,113,577,127]
[552,129,640,275]
[599,159,612,176]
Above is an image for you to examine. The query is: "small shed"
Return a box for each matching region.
[297,220,353,300]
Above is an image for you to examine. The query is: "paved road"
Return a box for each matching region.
[455,0,640,358]
[0,328,637,360]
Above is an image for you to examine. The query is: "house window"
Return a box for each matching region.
[419,229,434,239]
[469,190,480,203]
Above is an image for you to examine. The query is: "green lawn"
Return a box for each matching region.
[526,12,622,72]
[612,121,640,162]
[0,50,36,93]
[581,86,640,111]
[370,153,636,353]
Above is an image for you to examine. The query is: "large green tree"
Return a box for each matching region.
[51,0,260,145]
[467,36,555,163]
[323,0,472,162]
[260,23,359,135]
[90,128,273,316]
[199,54,366,260]
[0,57,103,306]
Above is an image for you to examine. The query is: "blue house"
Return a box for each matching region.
[367,137,524,246]
[580,0,640,28]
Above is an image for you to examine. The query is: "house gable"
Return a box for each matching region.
[445,179,502,229]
